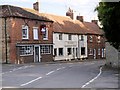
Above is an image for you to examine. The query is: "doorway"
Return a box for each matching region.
[34,46,41,62]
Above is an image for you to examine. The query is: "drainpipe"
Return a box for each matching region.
[4,17,8,64]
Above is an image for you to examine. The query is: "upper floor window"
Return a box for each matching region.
[81,35,84,41]
[97,36,101,43]
[40,25,48,40]
[59,33,62,40]
[22,25,29,39]
[89,35,93,42]
[68,34,72,40]
[33,27,38,40]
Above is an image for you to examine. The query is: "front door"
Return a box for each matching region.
[93,49,96,59]
[34,46,41,62]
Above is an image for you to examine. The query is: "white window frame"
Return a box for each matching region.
[22,25,29,39]
[59,33,62,40]
[97,36,101,43]
[89,48,93,55]
[33,27,39,40]
[43,28,48,40]
[40,45,51,54]
[19,46,33,56]
[89,35,93,42]
[68,34,72,40]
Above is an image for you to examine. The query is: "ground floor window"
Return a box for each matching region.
[40,45,51,54]
[81,47,85,55]
[19,46,33,56]
[98,48,101,55]
[59,48,63,56]
[89,48,93,55]
[67,48,72,55]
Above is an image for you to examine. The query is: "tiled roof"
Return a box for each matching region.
[0,5,104,35]
[0,5,52,22]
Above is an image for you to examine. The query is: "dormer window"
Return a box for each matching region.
[22,25,29,39]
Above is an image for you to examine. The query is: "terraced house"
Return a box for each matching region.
[1,4,54,64]
[1,2,105,64]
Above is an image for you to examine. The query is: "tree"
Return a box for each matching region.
[96,2,120,50]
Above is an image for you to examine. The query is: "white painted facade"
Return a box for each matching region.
[53,32,87,61]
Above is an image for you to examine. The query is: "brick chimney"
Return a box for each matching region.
[76,16,84,22]
[33,1,39,11]
[66,7,74,19]
[91,20,98,25]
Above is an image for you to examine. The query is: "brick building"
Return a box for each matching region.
[0,3,105,64]
[1,5,53,64]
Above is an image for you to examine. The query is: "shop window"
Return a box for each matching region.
[40,45,51,54]
[20,46,33,56]
[59,48,63,56]
[22,25,29,39]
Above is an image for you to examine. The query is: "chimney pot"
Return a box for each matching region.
[33,2,39,11]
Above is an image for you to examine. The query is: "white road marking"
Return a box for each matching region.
[46,71,55,76]
[2,65,33,75]
[81,67,102,88]
[20,76,42,86]
[56,68,62,71]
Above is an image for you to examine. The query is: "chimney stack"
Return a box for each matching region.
[33,1,39,11]
[91,20,98,25]
[66,7,74,19]
[76,16,84,22]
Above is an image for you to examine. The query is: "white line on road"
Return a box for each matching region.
[46,71,55,76]
[81,67,103,88]
[20,76,42,86]
[56,68,62,71]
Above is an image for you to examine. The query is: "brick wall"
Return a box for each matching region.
[87,34,105,59]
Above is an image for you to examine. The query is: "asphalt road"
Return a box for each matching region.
[2,60,119,88]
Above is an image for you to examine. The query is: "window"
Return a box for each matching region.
[40,45,51,54]
[89,48,93,55]
[97,36,101,43]
[68,34,72,40]
[22,25,29,39]
[40,25,48,40]
[59,33,62,40]
[98,48,100,55]
[89,35,93,42]
[81,35,84,41]
[54,48,57,56]
[81,47,85,55]
[19,46,33,56]
[59,48,63,56]
[33,27,38,40]
[67,48,71,55]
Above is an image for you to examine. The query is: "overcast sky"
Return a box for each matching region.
[0,0,100,22]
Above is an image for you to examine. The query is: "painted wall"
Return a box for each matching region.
[53,32,87,61]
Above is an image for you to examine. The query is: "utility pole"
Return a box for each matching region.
[4,18,8,64]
